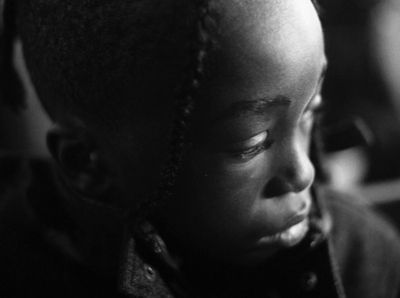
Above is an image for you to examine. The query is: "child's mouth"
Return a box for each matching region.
[257,218,310,248]
[277,218,309,247]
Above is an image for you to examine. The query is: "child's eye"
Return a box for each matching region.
[229,131,272,160]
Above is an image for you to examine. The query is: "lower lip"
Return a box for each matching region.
[257,218,310,248]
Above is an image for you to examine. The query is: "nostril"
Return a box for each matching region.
[263,157,315,198]
[262,177,290,198]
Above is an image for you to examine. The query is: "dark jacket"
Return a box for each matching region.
[1,154,400,298]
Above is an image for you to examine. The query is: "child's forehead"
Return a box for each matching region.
[192,0,324,124]
[206,0,323,78]
[216,0,320,42]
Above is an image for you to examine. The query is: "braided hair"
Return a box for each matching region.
[0,0,25,112]
[12,0,217,218]
[143,0,215,217]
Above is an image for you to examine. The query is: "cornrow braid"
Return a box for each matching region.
[0,0,25,111]
[136,0,213,220]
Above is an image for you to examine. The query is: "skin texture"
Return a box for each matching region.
[156,0,327,266]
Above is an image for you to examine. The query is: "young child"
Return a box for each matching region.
[1,0,400,297]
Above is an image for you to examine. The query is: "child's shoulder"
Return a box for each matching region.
[319,186,400,298]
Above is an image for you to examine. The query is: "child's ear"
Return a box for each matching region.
[47,125,111,199]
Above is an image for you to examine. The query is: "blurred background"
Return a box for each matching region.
[1,0,400,207]
[318,0,400,204]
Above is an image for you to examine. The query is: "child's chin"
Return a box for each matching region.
[237,218,310,266]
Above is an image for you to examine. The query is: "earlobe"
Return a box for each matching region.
[47,125,112,199]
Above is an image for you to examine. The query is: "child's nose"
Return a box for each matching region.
[263,142,315,197]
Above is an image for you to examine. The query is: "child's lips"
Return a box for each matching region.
[257,217,310,248]
[276,217,310,247]
[241,217,310,263]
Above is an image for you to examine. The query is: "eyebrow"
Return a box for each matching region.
[212,62,328,124]
[212,95,292,124]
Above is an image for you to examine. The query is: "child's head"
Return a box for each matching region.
[157,0,326,266]
[16,0,326,266]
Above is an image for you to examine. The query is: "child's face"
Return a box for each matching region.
[157,0,326,265]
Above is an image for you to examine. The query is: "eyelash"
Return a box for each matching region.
[231,97,324,161]
[234,138,274,160]
[230,132,273,160]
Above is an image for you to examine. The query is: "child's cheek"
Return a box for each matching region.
[192,151,270,198]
